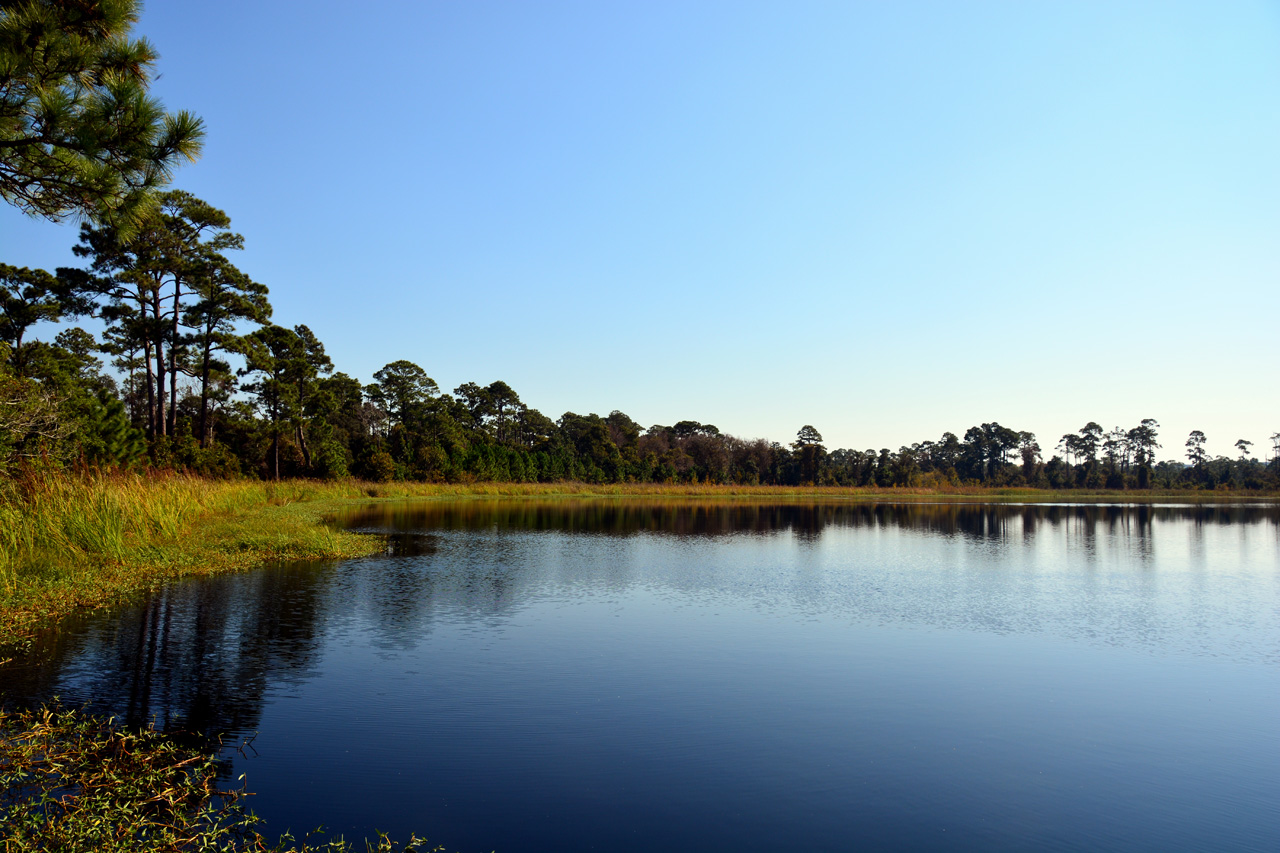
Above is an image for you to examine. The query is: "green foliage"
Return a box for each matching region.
[74,189,265,446]
[0,704,439,852]
[313,437,350,479]
[0,263,92,375]
[4,219,1276,493]
[362,447,396,482]
[0,0,204,229]
[0,471,407,650]
[79,389,145,467]
[0,349,67,469]
[157,429,243,478]
[0,704,258,851]
[792,425,826,485]
[371,360,438,426]
[238,325,303,478]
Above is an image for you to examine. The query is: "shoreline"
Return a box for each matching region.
[2,474,1276,852]
[2,473,1277,655]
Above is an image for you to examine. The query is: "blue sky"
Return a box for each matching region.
[2,0,1277,460]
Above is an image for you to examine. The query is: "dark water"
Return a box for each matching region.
[2,500,1278,852]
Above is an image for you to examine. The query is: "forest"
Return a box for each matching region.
[2,221,1277,492]
[2,1,1278,494]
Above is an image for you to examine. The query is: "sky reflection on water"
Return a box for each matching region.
[2,500,1277,852]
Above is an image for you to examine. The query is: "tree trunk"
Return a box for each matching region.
[296,422,311,470]
[151,290,166,438]
[270,397,280,480]
[198,338,213,448]
[143,339,156,439]
[169,357,178,438]
[11,331,25,376]
[167,276,182,437]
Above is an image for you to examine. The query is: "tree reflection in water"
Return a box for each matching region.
[2,499,1276,741]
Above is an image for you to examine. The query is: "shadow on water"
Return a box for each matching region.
[0,560,336,735]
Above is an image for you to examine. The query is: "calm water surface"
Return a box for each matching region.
[2,500,1278,852]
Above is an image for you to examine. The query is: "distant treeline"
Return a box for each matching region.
[2,192,1278,490]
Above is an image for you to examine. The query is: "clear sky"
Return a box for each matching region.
[3,0,1277,461]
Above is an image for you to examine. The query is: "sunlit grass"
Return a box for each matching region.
[1,471,1271,654]
[0,472,381,653]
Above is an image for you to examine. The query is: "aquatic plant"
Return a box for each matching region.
[0,704,438,851]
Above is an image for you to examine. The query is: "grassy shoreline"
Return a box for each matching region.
[1,472,1276,851]
[2,472,1278,655]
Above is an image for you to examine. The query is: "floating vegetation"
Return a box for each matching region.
[0,704,437,852]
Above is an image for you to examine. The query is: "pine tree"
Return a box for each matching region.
[0,0,203,228]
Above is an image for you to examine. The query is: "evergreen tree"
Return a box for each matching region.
[0,262,91,375]
[239,325,303,479]
[73,190,245,441]
[792,425,826,485]
[1185,430,1207,468]
[181,231,269,447]
[79,389,144,467]
[0,0,203,228]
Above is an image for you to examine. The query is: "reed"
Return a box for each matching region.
[0,471,376,653]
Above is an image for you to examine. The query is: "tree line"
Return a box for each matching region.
[2,2,1278,490]
[3,214,1278,491]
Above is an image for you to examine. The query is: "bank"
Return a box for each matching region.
[2,472,1276,852]
[4,471,1277,656]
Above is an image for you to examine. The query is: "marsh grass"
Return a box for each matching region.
[0,472,383,654]
[1,471,1270,654]
[0,704,438,852]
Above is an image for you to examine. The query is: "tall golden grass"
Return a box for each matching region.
[0,472,383,652]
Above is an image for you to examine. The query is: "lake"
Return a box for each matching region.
[2,499,1277,852]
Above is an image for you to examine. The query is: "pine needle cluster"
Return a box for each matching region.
[0,0,204,231]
